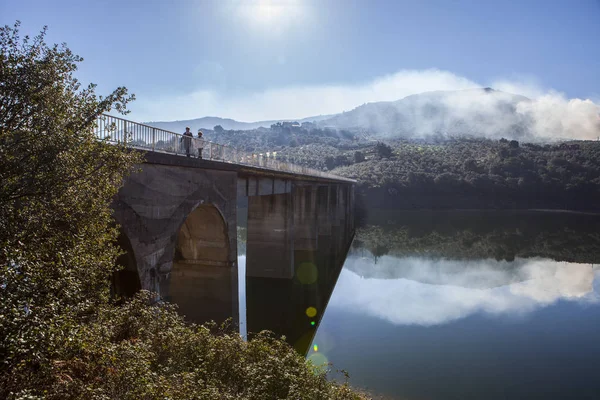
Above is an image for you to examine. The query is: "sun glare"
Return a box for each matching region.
[256,0,284,22]
[239,0,305,29]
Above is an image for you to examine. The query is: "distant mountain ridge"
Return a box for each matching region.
[143,114,333,134]
[144,88,535,139]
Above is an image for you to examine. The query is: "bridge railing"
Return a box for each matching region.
[94,114,355,182]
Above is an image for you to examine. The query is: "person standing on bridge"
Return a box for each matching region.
[196,130,204,159]
[181,127,193,157]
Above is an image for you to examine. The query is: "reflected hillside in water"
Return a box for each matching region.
[356,210,600,263]
[336,210,600,326]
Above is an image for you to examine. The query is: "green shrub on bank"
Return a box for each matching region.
[7,291,361,400]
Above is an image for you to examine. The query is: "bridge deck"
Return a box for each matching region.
[96,114,355,184]
[143,151,355,184]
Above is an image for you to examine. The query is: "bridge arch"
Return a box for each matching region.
[112,228,141,299]
[174,203,231,267]
[168,203,233,323]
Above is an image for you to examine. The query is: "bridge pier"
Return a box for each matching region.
[244,181,354,354]
[294,184,319,251]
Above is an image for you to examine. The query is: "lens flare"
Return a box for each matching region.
[296,262,318,284]
[307,353,328,369]
[305,306,317,318]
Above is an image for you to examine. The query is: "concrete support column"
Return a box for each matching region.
[294,185,319,251]
[348,184,355,235]
[246,193,294,279]
[245,181,356,356]
[317,185,332,236]
[339,185,352,244]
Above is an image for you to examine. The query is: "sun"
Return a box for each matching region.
[255,0,285,23]
[239,0,305,28]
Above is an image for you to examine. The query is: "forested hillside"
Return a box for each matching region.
[335,138,600,210]
[198,119,600,210]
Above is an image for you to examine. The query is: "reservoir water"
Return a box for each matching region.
[308,211,600,399]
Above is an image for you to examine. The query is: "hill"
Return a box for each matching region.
[135,89,600,212]
[318,88,533,139]
[332,138,600,211]
[144,88,540,141]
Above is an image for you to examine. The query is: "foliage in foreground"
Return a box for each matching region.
[2,291,361,400]
[0,18,134,390]
[0,22,368,399]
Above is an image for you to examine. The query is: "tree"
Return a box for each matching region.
[463,158,479,172]
[214,124,224,133]
[0,22,140,395]
[375,142,393,158]
[354,151,365,163]
[325,156,336,170]
[335,154,349,167]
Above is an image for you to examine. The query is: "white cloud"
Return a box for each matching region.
[129,68,600,140]
[130,69,479,122]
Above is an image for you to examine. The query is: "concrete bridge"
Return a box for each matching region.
[100,115,355,341]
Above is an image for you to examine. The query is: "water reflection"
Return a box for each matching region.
[310,211,600,400]
[237,186,355,355]
[334,253,598,326]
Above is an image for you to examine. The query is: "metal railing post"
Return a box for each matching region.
[152,128,156,151]
[123,120,127,146]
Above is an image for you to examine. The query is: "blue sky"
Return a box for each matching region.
[2,0,599,122]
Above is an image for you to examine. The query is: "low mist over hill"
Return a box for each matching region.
[145,88,599,141]
[318,88,534,139]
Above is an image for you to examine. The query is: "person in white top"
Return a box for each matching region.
[196,130,204,159]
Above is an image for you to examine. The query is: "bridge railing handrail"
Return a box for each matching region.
[94,114,356,182]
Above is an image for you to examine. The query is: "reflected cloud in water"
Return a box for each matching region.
[330,253,599,326]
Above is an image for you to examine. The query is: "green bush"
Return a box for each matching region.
[19,291,362,400]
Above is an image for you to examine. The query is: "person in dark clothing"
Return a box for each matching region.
[181,127,193,157]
